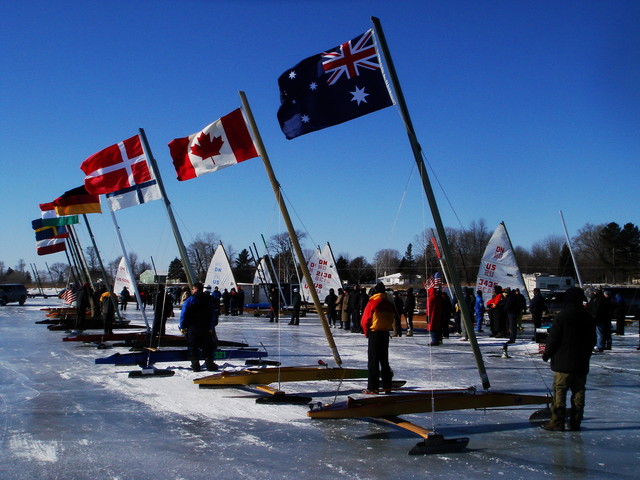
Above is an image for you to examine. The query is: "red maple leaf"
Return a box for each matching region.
[190,132,224,162]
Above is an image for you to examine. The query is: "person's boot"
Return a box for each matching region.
[541,405,565,431]
[407,329,413,337]
[191,362,201,372]
[205,360,218,372]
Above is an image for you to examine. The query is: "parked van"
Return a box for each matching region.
[0,284,28,306]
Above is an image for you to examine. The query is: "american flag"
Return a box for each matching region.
[425,273,443,290]
[61,288,77,305]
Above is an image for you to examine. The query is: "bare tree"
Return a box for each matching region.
[267,230,307,283]
[49,262,69,284]
[187,232,220,280]
[372,248,400,278]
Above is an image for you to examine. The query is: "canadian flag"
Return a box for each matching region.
[168,108,259,181]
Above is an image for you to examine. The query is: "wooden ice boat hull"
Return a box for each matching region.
[307,389,550,419]
[194,365,368,386]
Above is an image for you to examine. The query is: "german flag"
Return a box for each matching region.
[53,186,101,215]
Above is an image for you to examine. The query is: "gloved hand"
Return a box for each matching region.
[180,328,186,335]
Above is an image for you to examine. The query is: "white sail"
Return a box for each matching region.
[300,247,322,296]
[321,243,343,292]
[476,223,527,296]
[252,257,273,285]
[301,244,342,297]
[204,244,237,292]
[113,257,134,295]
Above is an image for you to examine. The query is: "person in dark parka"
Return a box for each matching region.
[541,287,596,431]
[152,286,174,337]
[179,282,218,372]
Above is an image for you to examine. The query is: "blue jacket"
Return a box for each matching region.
[474,294,485,317]
[179,292,217,331]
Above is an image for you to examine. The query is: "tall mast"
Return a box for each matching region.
[240,91,342,367]
[372,16,490,389]
[139,128,197,287]
[559,210,584,288]
[109,210,150,331]
[499,222,531,303]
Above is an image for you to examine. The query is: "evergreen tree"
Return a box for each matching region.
[167,258,187,283]
[400,243,418,283]
[335,256,350,283]
[233,248,253,283]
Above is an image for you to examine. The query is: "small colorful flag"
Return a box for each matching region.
[32,221,69,241]
[53,185,101,215]
[36,237,66,256]
[38,203,78,227]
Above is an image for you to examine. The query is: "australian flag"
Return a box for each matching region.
[277,29,394,139]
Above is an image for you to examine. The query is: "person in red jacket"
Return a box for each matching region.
[361,282,395,393]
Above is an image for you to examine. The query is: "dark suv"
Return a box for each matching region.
[0,284,28,305]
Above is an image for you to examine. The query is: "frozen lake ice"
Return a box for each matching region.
[1,298,639,479]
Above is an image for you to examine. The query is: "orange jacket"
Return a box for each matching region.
[361,292,395,337]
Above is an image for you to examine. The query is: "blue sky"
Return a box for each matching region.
[1,0,638,276]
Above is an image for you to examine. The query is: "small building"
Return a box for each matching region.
[377,272,422,287]
[139,270,168,284]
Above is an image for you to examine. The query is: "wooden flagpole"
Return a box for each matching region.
[372,16,490,389]
[139,128,197,288]
[239,90,342,367]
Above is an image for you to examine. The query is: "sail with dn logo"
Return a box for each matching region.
[476,223,528,299]
[300,243,343,297]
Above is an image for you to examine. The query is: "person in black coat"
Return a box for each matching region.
[529,288,548,339]
[588,288,612,352]
[324,288,338,327]
[613,293,627,336]
[268,286,280,323]
[404,288,416,337]
[504,287,520,343]
[541,287,596,431]
[152,286,174,337]
[392,290,404,337]
[347,285,361,333]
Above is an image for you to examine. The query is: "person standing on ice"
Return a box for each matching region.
[289,288,301,325]
[541,286,596,432]
[119,286,130,311]
[426,273,443,346]
[152,286,174,337]
[404,287,415,336]
[179,282,218,372]
[474,290,485,333]
[361,282,395,393]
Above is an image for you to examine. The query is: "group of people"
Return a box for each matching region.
[318,285,416,338]
[483,286,528,343]
[355,279,605,433]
